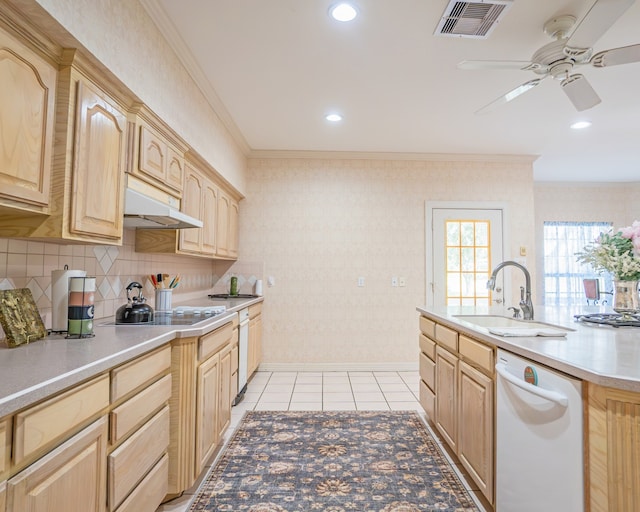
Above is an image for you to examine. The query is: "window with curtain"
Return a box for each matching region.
[543,221,613,306]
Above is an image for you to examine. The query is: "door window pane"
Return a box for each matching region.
[445,220,491,306]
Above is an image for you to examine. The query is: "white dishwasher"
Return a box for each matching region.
[233,308,250,405]
[496,349,583,512]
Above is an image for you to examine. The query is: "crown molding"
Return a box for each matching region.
[139,0,250,156]
[247,150,539,163]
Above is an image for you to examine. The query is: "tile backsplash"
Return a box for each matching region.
[0,230,263,333]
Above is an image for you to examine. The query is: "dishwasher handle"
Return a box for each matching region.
[496,362,568,407]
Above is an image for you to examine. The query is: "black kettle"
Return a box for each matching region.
[115,282,154,324]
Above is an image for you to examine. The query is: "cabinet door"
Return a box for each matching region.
[195,354,219,474]
[7,417,107,512]
[0,30,56,208]
[201,178,218,256]
[458,360,494,504]
[228,199,239,258]
[216,192,230,257]
[138,126,165,184]
[70,80,126,241]
[165,146,184,193]
[435,346,457,450]
[179,166,203,253]
[588,384,640,511]
[218,346,232,439]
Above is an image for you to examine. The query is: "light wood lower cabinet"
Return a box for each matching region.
[6,417,108,512]
[168,321,235,497]
[419,315,495,506]
[587,383,640,512]
[108,346,171,512]
[248,303,263,377]
[458,360,493,504]
[435,345,458,450]
[0,346,170,512]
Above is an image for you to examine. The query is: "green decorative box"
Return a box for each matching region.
[0,288,47,348]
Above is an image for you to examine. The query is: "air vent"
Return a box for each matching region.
[435,0,513,39]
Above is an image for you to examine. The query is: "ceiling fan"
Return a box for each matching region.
[459,0,640,114]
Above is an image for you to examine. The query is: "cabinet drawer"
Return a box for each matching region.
[419,316,436,338]
[419,380,435,422]
[435,323,458,352]
[419,333,436,359]
[108,406,169,511]
[111,346,171,402]
[199,322,233,361]
[459,335,494,374]
[419,352,436,391]
[249,302,262,318]
[114,453,168,512]
[110,374,171,444]
[13,374,109,464]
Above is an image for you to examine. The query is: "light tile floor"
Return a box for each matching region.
[157,370,488,512]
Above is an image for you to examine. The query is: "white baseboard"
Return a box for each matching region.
[256,362,419,373]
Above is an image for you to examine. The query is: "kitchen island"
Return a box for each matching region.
[417,304,640,512]
[0,295,262,512]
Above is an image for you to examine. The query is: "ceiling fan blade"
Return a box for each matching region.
[591,44,640,67]
[475,78,543,115]
[561,74,602,111]
[458,60,535,71]
[567,0,634,49]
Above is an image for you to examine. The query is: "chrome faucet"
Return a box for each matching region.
[487,260,534,320]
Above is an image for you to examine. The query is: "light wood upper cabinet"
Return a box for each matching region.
[135,123,184,197]
[216,190,239,259]
[0,28,56,212]
[135,159,240,260]
[179,164,217,256]
[68,79,126,241]
[4,57,130,245]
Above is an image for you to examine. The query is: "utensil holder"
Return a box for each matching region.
[155,289,173,313]
[67,277,95,338]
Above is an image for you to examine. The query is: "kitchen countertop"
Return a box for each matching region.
[417,304,640,393]
[0,296,263,418]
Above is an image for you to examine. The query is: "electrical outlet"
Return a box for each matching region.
[391,277,398,287]
[358,276,365,287]
[399,277,406,287]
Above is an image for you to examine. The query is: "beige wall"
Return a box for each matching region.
[240,156,536,369]
[533,182,640,302]
[24,0,247,194]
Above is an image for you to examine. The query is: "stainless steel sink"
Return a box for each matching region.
[453,315,574,332]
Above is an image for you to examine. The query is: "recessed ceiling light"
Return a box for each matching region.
[329,3,358,22]
[571,121,592,130]
[325,113,343,122]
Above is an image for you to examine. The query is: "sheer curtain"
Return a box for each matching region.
[543,221,613,306]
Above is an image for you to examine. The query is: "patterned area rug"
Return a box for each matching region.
[189,411,480,511]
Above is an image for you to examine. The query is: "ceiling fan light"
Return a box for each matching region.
[329,3,358,22]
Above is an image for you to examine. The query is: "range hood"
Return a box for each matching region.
[123,188,203,229]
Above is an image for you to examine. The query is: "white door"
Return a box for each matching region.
[427,205,504,307]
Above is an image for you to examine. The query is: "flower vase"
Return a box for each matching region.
[612,280,640,316]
